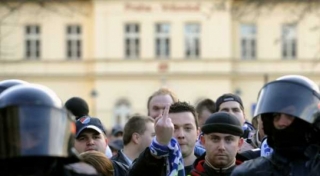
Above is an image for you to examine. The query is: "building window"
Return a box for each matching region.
[185,24,200,58]
[25,25,40,59]
[240,24,256,60]
[67,25,82,59]
[125,23,140,59]
[114,99,131,126]
[155,23,170,58]
[282,24,297,59]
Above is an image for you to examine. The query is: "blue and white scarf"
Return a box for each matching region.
[149,137,185,176]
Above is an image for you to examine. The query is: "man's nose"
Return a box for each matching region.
[86,138,94,145]
[217,140,226,150]
[176,129,185,139]
[277,114,292,127]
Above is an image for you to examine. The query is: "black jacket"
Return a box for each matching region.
[112,160,129,176]
[231,146,320,176]
[128,147,204,176]
[111,150,131,166]
[128,147,167,176]
[0,157,100,176]
[191,153,242,176]
[239,148,261,160]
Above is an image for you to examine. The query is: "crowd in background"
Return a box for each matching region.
[0,75,319,176]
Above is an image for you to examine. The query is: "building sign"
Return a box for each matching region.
[125,3,200,12]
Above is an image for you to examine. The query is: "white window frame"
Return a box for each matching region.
[155,23,170,59]
[282,24,297,59]
[25,25,40,59]
[66,25,82,59]
[185,23,200,58]
[125,23,140,59]
[240,24,256,60]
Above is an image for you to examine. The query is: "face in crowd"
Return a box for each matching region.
[218,101,245,126]
[273,113,295,130]
[74,129,108,154]
[201,132,243,168]
[170,111,199,158]
[137,121,155,151]
[149,94,175,119]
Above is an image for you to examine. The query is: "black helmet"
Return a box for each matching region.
[0,79,28,94]
[254,75,320,134]
[0,84,75,162]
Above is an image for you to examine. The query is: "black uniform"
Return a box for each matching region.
[0,83,99,176]
[231,75,320,176]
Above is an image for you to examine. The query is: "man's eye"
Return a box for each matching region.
[94,135,101,139]
[211,137,219,141]
[226,138,232,142]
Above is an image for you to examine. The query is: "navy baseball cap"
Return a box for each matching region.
[111,124,123,136]
[215,93,244,112]
[76,116,106,138]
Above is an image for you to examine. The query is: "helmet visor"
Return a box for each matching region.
[0,105,74,159]
[254,81,320,124]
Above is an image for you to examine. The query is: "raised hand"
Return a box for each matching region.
[155,104,174,146]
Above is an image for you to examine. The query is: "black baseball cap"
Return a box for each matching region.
[215,93,244,112]
[202,112,243,136]
[76,116,106,138]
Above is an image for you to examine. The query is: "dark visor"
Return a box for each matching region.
[254,81,320,124]
[0,106,73,159]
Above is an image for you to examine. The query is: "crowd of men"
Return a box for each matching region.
[0,74,319,176]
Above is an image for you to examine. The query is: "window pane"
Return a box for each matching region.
[282,24,296,59]
[66,25,82,59]
[240,24,256,59]
[195,39,200,56]
[36,40,40,58]
[185,24,200,58]
[156,38,161,56]
[77,40,81,58]
[282,42,287,58]
[155,24,170,58]
[35,26,40,34]
[77,26,81,34]
[165,38,170,56]
[292,40,296,58]
[25,25,40,59]
[67,40,71,57]
[26,26,30,34]
[241,39,246,58]
[251,40,256,58]
[125,24,140,58]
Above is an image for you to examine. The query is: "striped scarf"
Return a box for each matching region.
[149,137,185,176]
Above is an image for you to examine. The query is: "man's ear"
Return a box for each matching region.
[132,133,140,144]
[238,138,244,151]
[242,112,246,121]
[196,127,200,137]
[105,136,109,145]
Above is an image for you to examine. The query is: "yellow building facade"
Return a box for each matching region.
[1,0,320,128]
